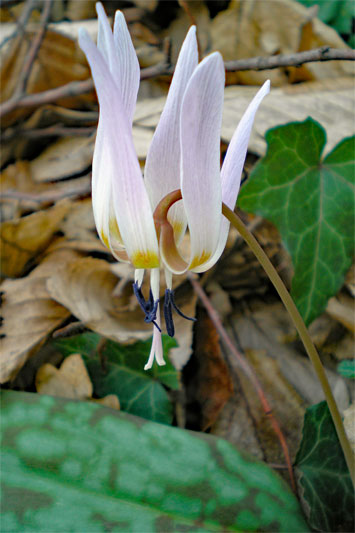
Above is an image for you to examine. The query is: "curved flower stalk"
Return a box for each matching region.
[78,3,270,369]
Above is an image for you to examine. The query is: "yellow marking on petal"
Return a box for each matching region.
[101,230,109,250]
[189,251,211,270]
[172,221,184,238]
[131,250,160,269]
[109,216,122,243]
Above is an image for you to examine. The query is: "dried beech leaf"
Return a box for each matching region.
[0,161,48,220]
[222,79,355,157]
[133,79,354,160]
[46,257,153,343]
[185,308,233,431]
[326,295,355,333]
[1,29,91,127]
[343,403,355,453]
[36,353,93,400]
[210,0,352,86]
[91,394,120,410]
[30,136,95,182]
[47,198,106,254]
[0,249,79,383]
[0,200,71,278]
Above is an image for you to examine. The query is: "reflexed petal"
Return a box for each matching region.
[197,80,270,272]
[96,3,139,122]
[145,26,198,243]
[79,28,159,268]
[162,52,225,274]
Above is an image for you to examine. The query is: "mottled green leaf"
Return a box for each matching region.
[54,333,179,424]
[1,390,308,532]
[337,359,355,379]
[238,119,354,325]
[295,401,354,532]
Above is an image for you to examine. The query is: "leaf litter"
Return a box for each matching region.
[0,1,354,530]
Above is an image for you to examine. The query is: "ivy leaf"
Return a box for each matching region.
[238,118,354,325]
[295,401,354,532]
[54,333,179,424]
[337,360,355,379]
[1,390,308,532]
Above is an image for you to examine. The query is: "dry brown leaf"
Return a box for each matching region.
[0,199,71,278]
[91,394,120,410]
[1,29,91,127]
[326,295,355,333]
[0,249,80,383]
[30,135,95,182]
[36,353,93,399]
[211,0,352,86]
[0,161,48,220]
[1,105,97,168]
[222,79,355,157]
[66,0,96,21]
[46,198,106,255]
[46,256,154,343]
[343,403,355,453]
[212,346,305,465]
[132,78,354,161]
[185,308,233,431]
[230,301,350,410]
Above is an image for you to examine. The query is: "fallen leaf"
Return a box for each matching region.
[343,403,355,453]
[91,394,120,410]
[1,29,92,127]
[36,353,93,399]
[229,301,350,411]
[222,79,355,157]
[210,0,352,86]
[46,256,153,343]
[184,308,233,431]
[0,199,71,278]
[0,249,79,383]
[326,295,355,333]
[132,78,355,161]
[30,135,95,182]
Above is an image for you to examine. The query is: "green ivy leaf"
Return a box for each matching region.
[54,333,179,424]
[1,390,308,532]
[295,401,354,532]
[238,119,354,325]
[337,360,355,379]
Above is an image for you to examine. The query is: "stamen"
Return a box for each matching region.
[132,282,160,331]
[169,290,196,322]
[163,288,196,337]
[164,289,175,337]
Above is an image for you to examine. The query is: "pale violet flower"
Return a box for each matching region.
[78,3,270,370]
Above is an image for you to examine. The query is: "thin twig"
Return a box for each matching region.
[14,0,53,97]
[2,125,96,141]
[188,273,296,492]
[225,46,355,71]
[0,0,35,49]
[1,177,91,205]
[1,46,353,119]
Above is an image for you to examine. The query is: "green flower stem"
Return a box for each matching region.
[222,204,354,484]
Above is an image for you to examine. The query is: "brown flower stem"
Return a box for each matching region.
[222,204,355,485]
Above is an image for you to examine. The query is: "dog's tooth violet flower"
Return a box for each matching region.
[79,3,270,370]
